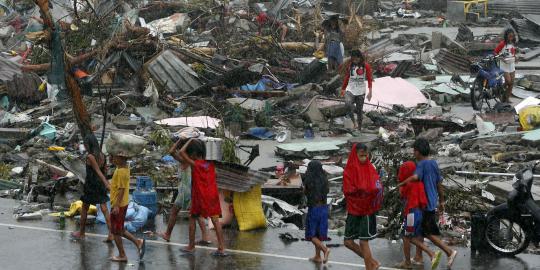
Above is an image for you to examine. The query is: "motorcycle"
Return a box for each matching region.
[469,54,506,111]
[483,161,540,255]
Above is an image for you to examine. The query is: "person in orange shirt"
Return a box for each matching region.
[109,155,146,262]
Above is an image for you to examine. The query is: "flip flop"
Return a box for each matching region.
[447,250,458,268]
[110,256,128,262]
[431,251,442,270]
[70,232,85,240]
[158,232,171,242]
[211,251,229,257]
[323,249,331,264]
[180,248,195,255]
[394,261,413,269]
[412,259,424,266]
[139,239,146,260]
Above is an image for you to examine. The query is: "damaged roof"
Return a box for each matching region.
[145,50,202,94]
[511,18,540,44]
[434,49,471,75]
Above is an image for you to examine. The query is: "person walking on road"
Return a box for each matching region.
[71,135,113,242]
[343,143,383,270]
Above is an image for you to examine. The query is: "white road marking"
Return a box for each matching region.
[0,222,400,270]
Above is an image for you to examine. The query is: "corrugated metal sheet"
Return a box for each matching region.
[511,19,540,44]
[489,0,540,15]
[434,49,471,75]
[215,162,269,193]
[146,50,202,94]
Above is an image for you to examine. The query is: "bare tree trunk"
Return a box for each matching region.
[33,0,94,140]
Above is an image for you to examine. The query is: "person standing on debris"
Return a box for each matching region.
[319,15,344,72]
[256,11,288,42]
[341,50,373,130]
[302,160,331,264]
[109,155,146,262]
[158,138,210,244]
[395,161,442,269]
[71,135,113,242]
[179,138,227,256]
[343,144,383,270]
[398,138,458,269]
[494,28,518,103]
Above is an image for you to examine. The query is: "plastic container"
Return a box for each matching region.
[133,190,157,218]
[136,176,153,190]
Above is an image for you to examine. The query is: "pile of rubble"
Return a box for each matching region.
[2,0,540,252]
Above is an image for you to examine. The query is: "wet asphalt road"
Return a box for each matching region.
[0,198,539,270]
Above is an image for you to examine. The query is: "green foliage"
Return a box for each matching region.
[150,127,173,152]
[0,163,13,180]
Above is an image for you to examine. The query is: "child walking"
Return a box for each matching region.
[302,160,331,264]
[179,138,226,256]
[109,155,146,262]
[343,144,383,270]
[159,138,210,244]
[71,134,113,242]
[395,161,442,269]
[398,139,458,268]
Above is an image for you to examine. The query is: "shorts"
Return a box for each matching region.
[111,205,128,235]
[402,208,423,237]
[191,214,220,219]
[421,210,441,236]
[344,214,377,240]
[305,205,330,241]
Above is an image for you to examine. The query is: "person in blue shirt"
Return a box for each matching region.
[398,138,458,269]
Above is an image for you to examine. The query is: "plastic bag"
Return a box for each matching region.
[105,133,146,157]
[519,106,540,131]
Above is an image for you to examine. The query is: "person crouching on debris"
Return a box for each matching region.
[179,138,227,256]
[341,50,373,130]
[109,155,146,262]
[343,144,383,270]
[158,137,210,244]
[494,28,518,103]
[256,11,288,42]
[319,14,344,72]
[302,160,331,264]
[395,161,442,269]
[398,138,457,269]
[71,135,113,242]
